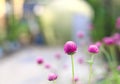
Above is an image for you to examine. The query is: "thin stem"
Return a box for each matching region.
[88,64,93,84]
[91,55,95,62]
[102,46,118,83]
[88,55,94,84]
[101,46,112,68]
[109,46,117,67]
[71,54,75,84]
[53,80,56,84]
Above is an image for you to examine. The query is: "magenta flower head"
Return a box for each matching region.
[116,17,120,29]
[48,73,58,81]
[95,42,102,48]
[74,76,79,82]
[77,32,84,38]
[64,41,77,55]
[36,57,44,64]
[103,37,115,45]
[88,45,99,53]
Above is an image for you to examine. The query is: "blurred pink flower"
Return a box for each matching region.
[54,52,61,60]
[112,33,120,42]
[64,41,77,55]
[88,45,99,53]
[36,57,44,64]
[77,32,84,38]
[95,42,102,48]
[48,73,58,81]
[44,63,51,69]
[103,37,115,45]
[77,57,84,64]
[74,76,79,82]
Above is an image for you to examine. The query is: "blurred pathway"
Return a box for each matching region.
[0,46,106,84]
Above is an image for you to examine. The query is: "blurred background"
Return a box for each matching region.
[0,0,120,84]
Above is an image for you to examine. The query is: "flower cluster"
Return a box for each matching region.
[35,17,120,84]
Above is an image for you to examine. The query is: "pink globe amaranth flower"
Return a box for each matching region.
[117,66,120,71]
[36,57,44,64]
[116,17,120,29]
[103,37,115,45]
[55,52,61,60]
[44,63,51,69]
[77,32,84,38]
[112,33,120,42]
[48,73,58,81]
[88,45,99,53]
[64,41,77,55]
[74,76,79,82]
[77,57,84,64]
[95,42,102,48]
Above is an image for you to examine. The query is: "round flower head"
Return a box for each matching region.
[48,73,58,81]
[36,57,44,64]
[116,17,120,29]
[74,76,79,82]
[95,42,102,48]
[103,37,115,45]
[88,45,99,53]
[64,41,77,55]
[77,32,84,38]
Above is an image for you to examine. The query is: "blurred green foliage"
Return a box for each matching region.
[7,15,30,41]
[0,31,6,44]
[87,0,116,41]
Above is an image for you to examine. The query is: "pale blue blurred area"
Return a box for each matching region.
[72,14,91,45]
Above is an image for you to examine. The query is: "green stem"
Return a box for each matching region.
[71,54,75,84]
[102,46,119,83]
[101,46,112,68]
[109,46,117,67]
[53,80,56,84]
[88,64,93,84]
[88,55,94,84]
